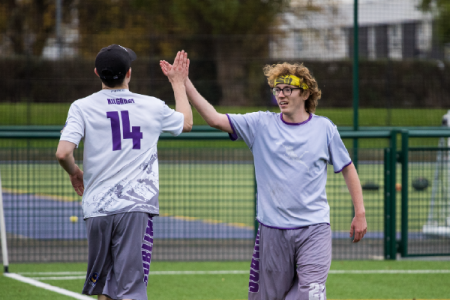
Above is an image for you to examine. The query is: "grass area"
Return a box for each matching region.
[0,103,448,127]
[1,261,450,299]
[327,260,450,299]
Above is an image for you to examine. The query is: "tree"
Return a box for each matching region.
[76,0,170,58]
[419,0,450,44]
[0,0,75,56]
[142,0,291,105]
[77,0,290,105]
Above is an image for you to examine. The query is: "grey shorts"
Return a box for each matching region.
[248,223,331,300]
[82,212,153,300]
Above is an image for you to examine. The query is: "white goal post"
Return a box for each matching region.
[0,169,9,273]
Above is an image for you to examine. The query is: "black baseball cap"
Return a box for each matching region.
[95,44,137,80]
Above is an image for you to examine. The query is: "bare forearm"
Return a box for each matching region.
[185,79,218,121]
[172,82,193,132]
[57,154,78,175]
[343,163,367,242]
[56,141,78,175]
[342,163,365,216]
[56,140,84,196]
[185,78,232,133]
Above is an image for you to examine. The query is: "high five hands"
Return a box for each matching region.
[160,50,189,83]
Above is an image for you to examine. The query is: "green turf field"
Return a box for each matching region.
[1,260,450,299]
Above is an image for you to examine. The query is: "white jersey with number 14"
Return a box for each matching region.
[60,89,184,219]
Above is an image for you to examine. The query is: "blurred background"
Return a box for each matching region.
[1,0,450,126]
[2,0,450,264]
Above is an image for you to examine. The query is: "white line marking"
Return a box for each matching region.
[3,273,93,299]
[30,276,86,281]
[328,270,450,274]
[19,269,450,280]
[150,270,248,275]
[29,271,249,280]
[20,271,86,275]
[26,270,249,280]
[20,270,249,276]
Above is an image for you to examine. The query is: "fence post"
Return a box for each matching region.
[389,130,398,259]
[400,130,409,257]
[384,130,397,260]
[384,147,392,259]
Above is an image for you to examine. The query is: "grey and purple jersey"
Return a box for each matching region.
[227,112,351,228]
[60,89,184,219]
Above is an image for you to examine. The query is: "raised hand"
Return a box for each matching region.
[159,50,193,132]
[160,60,172,77]
[160,50,189,84]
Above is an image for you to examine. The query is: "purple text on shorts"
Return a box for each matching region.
[249,227,260,293]
[142,217,153,285]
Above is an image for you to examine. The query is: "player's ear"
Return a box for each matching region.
[126,68,132,78]
[301,90,310,100]
[94,68,100,77]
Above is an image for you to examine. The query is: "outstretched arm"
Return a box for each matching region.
[164,51,193,132]
[55,141,84,196]
[160,61,232,133]
[342,163,367,243]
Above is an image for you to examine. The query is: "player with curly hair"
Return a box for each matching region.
[161,60,367,300]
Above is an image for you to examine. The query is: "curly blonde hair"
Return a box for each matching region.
[263,62,321,113]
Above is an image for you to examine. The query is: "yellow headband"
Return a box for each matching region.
[274,75,308,90]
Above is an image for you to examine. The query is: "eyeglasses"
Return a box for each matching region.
[272,87,302,96]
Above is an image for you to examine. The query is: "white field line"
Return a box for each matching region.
[29,276,86,281]
[17,269,450,281]
[19,270,249,276]
[328,270,450,274]
[3,273,92,300]
[19,271,86,275]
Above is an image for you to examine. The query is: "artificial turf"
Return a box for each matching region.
[1,260,450,299]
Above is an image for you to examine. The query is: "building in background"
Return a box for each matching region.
[42,7,79,60]
[270,0,436,61]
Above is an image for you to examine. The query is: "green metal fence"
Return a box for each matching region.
[0,130,258,262]
[398,130,450,257]
[1,127,450,263]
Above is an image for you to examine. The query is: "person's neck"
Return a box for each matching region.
[282,109,310,124]
[102,83,129,90]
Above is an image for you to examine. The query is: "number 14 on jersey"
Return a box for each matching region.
[106,111,143,151]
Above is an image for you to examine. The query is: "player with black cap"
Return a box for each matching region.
[95,44,137,88]
[56,45,192,300]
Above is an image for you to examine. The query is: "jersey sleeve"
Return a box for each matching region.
[328,126,352,173]
[60,103,85,147]
[226,112,261,148]
[161,104,184,136]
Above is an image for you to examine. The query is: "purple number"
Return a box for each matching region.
[121,111,143,149]
[106,111,143,151]
[106,112,121,151]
